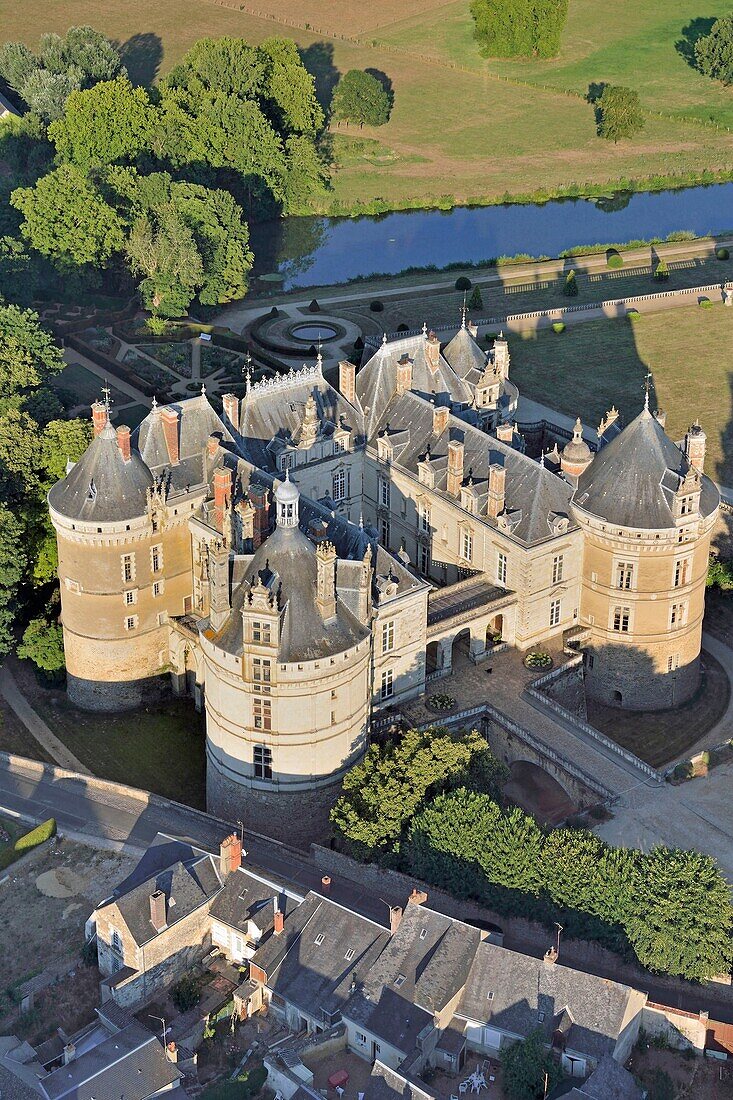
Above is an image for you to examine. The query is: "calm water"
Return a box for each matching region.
[251,183,733,290]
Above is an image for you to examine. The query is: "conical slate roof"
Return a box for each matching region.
[442,324,486,382]
[573,407,718,529]
[48,421,153,522]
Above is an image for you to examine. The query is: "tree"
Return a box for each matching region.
[563,268,578,296]
[126,207,204,317]
[0,42,39,97]
[171,973,201,1012]
[331,70,391,127]
[0,505,28,659]
[259,36,324,135]
[0,303,65,393]
[500,1029,562,1100]
[469,286,483,310]
[654,259,669,282]
[39,26,121,86]
[15,68,79,123]
[48,77,154,171]
[470,0,568,58]
[40,418,93,482]
[626,847,733,980]
[694,14,733,85]
[17,617,65,676]
[11,164,126,269]
[597,85,644,142]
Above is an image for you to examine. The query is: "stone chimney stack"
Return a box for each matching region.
[487,463,506,518]
[654,408,666,429]
[63,1043,76,1066]
[213,467,233,533]
[161,407,180,466]
[316,541,337,620]
[685,420,706,473]
[433,404,449,436]
[496,421,514,445]
[222,393,240,434]
[249,486,270,549]
[219,833,242,878]
[339,361,356,404]
[493,333,510,377]
[447,439,464,497]
[166,1042,178,1063]
[150,890,167,932]
[425,330,441,373]
[209,540,230,632]
[396,353,413,396]
[389,906,403,935]
[91,401,107,438]
[116,425,131,463]
[408,888,428,906]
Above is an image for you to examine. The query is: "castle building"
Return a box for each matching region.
[48,316,718,829]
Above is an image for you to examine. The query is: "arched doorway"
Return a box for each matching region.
[486,615,504,649]
[451,628,471,668]
[504,760,576,825]
[426,641,441,675]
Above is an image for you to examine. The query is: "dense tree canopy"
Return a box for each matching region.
[597,85,644,142]
[49,77,156,170]
[331,70,392,127]
[470,0,568,58]
[694,14,733,85]
[500,1029,562,1100]
[17,617,65,675]
[0,303,65,392]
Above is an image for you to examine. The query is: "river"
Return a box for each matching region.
[250,183,733,291]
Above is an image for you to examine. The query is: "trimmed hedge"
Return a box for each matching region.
[455,276,472,291]
[552,322,566,333]
[607,251,624,269]
[716,247,730,260]
[699,298,714,309]
[0,818,56,871]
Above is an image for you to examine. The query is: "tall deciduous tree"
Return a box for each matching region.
[331,70,391,127]
[0,303,65,392]
[500,1029,562,1100]
[49,77,155,170]
[694,14,733,85]
[470,0,568,58]
[597,85,644,142]
[0,506,27,659]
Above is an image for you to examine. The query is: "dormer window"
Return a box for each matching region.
[377,437,393,464]
[395,974,406,988]
[314,933,325,946]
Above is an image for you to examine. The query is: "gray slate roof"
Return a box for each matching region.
[48,422,153,523]
[39,1024,180,1100]
[574,407,718,529]
[209,867,298,937]
[250,891,389,1021]
[134,394,231,492]
[562,1055,643,1099]
[364,1062,435,1100]
[104,854,221,947]
[442,325,487,385]
[458,942,638,1059]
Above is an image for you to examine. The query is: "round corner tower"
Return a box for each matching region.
[48,414,170,711]
[572,408,719,711]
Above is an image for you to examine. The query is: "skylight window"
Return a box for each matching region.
[419,928,427,940]
[487,991,494,1001]
[314,933,325,946]
[395,974,406,988]
[345,949,355,961]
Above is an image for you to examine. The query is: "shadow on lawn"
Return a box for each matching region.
[675,17,717,68]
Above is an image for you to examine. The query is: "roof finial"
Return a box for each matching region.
[101,382,112,415]
[201,381,206,396]
[382,332,387,346]
[644,372,652,411]
[461,293,467,329]
[421,322,427,337]
[151,395,158,411]
[359,510,364,529]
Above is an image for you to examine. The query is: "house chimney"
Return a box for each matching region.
[91,401,107,438]
[496,421,514,445]
[339,361,356,404]
[396,354,413,396]
[213,467,233,533]
[425,330,441,373]
[493,334,509,377]
[249,487,270,549]
[316,541,337,620]
[433,404,449,436]
[684,420,706,473]
[544,946,558,966]
[161,407,180,466]
[166,1042,178,1063]
[321,875,331,894]
[274,908,285,935]
[209,540,230,631]
[408,888,428,906]
[219,833,241,878]
[467,321,478,338]
[63,1043,76,1065]
[150,890,167,932]
[116,425,131,463]
[487,463,506,519]
[447,439,464,497]
[222,393,240,434]
[389,906,403,935]
[207,434,219,458]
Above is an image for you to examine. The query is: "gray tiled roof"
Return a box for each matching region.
[574,407,718,529]
[442,326,487,385]
[458,942,637,1059]
[562,1056,643,1099]
[48,422,153,523]
[210,867,299,936]
[251,891,389,1020]
[39,1024,181,1100]
[0,1065,41,1100]
[365,1062,435,1100]
[105,854,221,947]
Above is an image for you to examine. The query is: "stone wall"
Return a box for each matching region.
[67,670,169,712]
[641,1003,707,1053]
[535,662,587,721]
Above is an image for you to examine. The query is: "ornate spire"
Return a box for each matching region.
[461,293,467,329]
[644,372,652,411]
[201,381,207,396]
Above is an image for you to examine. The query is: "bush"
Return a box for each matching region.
[627,309,641,322]
[17,618,65,677]
[308,299,320,313]
[699,298,714,309]
[707,554,733,590]
[455,276,472,291]
[552,321,566,333]
[15,818,56,854]
[201,1065,268,1100]
[331,70,392,127]
[81,937,98,967]
[653,259,669,282]
[563,269,578,296]
[397,323,409,331]
[146,316,167,337]
[716,246,730,260]
[370,300,384,312]
[469,286,483,310]
[694,14,733,86]
[597,85,644,142]
[171,973,202,1012]
[607,250,623,268]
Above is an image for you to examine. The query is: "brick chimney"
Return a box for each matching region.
[222,393,239,434]
[116,425,131,463]
[166,1042,178,1063]
[389,906,403,935]
[213,467,233,533]
[150,890,167,932]
[249,487,270,549]
[433,404,449,436]
[447,439,464,497]
[487,463,506,518]
[425,330,441,373]
[91,401,107,438]
[396,353,413,396]
[161,407,179,466]
[274,908,284,935]
[316,541,337,620]
[408,888,428,906]
[339,360,356,404]
[684,420,706,473]
[63,1043,76,1065]
[207,434,220,458]
[496,421,514,445]
[219,833,242,878]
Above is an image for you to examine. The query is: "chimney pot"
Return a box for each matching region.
[63,1043,76,1065]
[219,833,242,878]
[408,888,428,906]
[684,420,706,474]
[396,354,413,396]
[91,401,107,438]
[339,361,356,405]
[116,425,131,463]
[150,890,167,932]
[389,906,403,935]
[544,946,558,965]
[433,405,449,436]
[222,393,240,434]
[321,875,332,894]
[487,463,506,519]
[213,467,233,534]
[447,439,464,498]
[496,421,514,444]
[166,1041,178,1063]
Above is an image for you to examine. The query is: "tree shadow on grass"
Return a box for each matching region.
[299,41,340,113]
[675,17,716,69]
[118,32,163,87]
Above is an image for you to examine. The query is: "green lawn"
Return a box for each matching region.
[51,363,127,408]
[509,301,733,483]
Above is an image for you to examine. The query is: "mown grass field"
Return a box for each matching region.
[3,0,733,210]
[509,301,733,484]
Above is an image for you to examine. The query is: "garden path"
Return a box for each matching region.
[0,662,90,774]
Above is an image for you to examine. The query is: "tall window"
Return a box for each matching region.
[674,558,690,588]
[333,436,346,454]
[462,531,473,562]
[549,599,561,628]
[670,602,687,628]
[382,620,395,654]
[420,501,431,534]
[552,554,564,585]
[124,615,137,631]
[419,545,430,575]
[124,590,136,606]
[667,654,680,672]
[380,517,390,547]
[497,552,507,585]
[612,606,630,632]
[151,545,163,573]
[253,658,271,691]
[252,621,271,644]
[254,744,273,780]
[332,468,347,501]
[616,562,633,590]
[253,697,272,731]
[110,927,124,957]
[380,668,394,701]
[680,496,694,516]
[380,478,390,508]
[122,553,134,583]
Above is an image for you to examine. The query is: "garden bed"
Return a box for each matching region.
[138,342,193,376]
